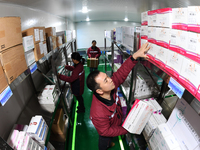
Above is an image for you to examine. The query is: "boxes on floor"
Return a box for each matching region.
[56,36,63,47]
[188,6,200,33]
[22,35,34,52]
[0,63,8,94]
[87,58,98,68]
[122,99,153,134]
[167,98,200,150]
[52,108,66,134]
[0,17,22,52]
[0,44,27,84]
[172,8,188,31]
[45,27,56,37]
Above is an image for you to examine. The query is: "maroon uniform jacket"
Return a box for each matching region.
[59,62,85,96]
[87,46,101,58]
[90,56,137,137]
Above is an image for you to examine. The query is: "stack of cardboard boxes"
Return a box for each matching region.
[45,27,57,51]
[22,27,47,61]
[0,17,27,85]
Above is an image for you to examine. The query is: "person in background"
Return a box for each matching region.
[87,40,101,72]
[58,52,85,113]
[86,43,150,150]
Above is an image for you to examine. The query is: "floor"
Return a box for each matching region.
[66,54,130,150]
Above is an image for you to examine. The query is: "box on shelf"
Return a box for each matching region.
[116,27,123,43]
[15,131,26,150]
[141,39,148,47]
[52,108,66,134]
[154,45,168,67]
[52,36,57,50]
[0,44,27,84]
[122,26,135,51]
[22,27,41,44]
[87,58,98,68]
[24,50,35,66]
[169,29,188,55]
[167,98,200,150]
[7,129,19,148]
[148,9,158,27]
[153,113,167,125]
[0,63,8,94]
[156,27,170,48]
[141,11,148,25]
[147,43,159,59]
[45,27,56,37]
[22,35,34,52]
[0,17,22,52]
[56,31,65,44]
[33,41,46,61]
[122,99,153,134]
[21,134,33,150]
[172,8,188,31]
[56,36,63,47]
[188,6,200,33]
[141,26,148,40]
[156,8,172,28]
[148,27,157,44]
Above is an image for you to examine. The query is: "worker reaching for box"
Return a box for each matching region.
[87,40,101,72]
[86,42,150,150]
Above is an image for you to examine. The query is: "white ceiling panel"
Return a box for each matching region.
[0,0,200,22]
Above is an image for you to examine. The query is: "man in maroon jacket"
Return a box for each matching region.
[86,43,150,150]
[87,40,101,72]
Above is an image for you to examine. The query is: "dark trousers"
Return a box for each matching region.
[98,135,112,150]
[75,95,85,109]
[90,67,98,73]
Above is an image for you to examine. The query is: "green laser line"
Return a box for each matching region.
[72,100,78,150]
[118,136,125,150]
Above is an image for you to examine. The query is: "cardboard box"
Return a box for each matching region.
[141,11,148,25]
[167,98,200,150]
[33,41,46,61]
[56,31,65,44]
[148,10,158,27]
[23,35,34,52]
[157,8,172,28]
[87,58,98,68]
[122,99,153,134]
[149,98,162,113]
[0,44,27,84]
[172,8,188,31]
[25,50,35,66]
[169,29,188,55]
[46,36,53,53]
[156,27,170,48]
[22,27,40,44]
[52,36,57,50]
[148,27,157,44]
[52,108,66,134]
[188,6,200,33]
[0,17,22,52]
[56,36,63,47]
[0,63,8,93]
[45,27,56,37]
[141,26,148,39]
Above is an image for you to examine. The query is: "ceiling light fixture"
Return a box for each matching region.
[124,17,128,21]
[86,17,90,21]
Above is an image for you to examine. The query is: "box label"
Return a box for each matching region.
[40,30,44,42]
[34,29,40,42]
[0,86,13,106]
[168,77,185,98]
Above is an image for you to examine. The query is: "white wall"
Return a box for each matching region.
[76,21,140,49]
[0,3,67,31]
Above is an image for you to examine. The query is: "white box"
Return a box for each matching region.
[141,39,148,47]
[157,8,172,28]
[149,98,162,113]
[25,50,35,66]
[159,135,181,150]
[15,131,26,150]
[23,35,34,52]
[31,140,38,150]
[180,57,200,90]
[169,29,188,55]
[154,45,168,65]
[148,27,157,44]
[147,43,159,58]
[153,113,167,125]
[27,116,44,139]
[148,10,157,27]
[21,134,33,150]
[116,27,123,43]
[122,26,134,51]
[166,49,184,75]
[141,26,148,39]
[7,129,19,148]
[172,8,188,31]
[122,99,153,134]
[156,27,170,48]
[188,6,200,33]
[167,98,200,150]
[187,31,200,57]
[144,115,159,137]
[141,11,148,25]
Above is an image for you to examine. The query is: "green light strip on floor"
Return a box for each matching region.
[118,136,125,150]
[72,101,78,150]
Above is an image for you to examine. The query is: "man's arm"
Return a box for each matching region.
[111,42,150,89]
[59,66,79,83]
[91,117,128,137]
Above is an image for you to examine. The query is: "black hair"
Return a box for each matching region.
[86,70,101,92]
[92,40,96,44]
[71,52,85,65]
